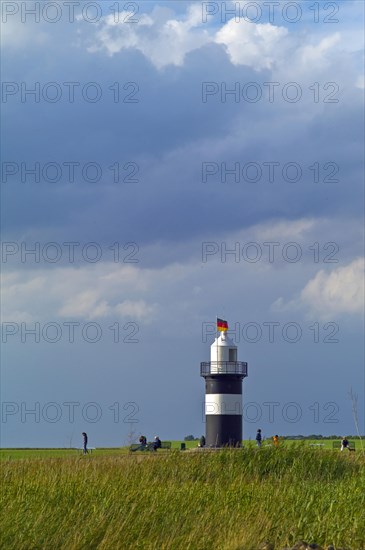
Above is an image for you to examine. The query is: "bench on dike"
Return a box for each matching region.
[129,441,172,452]
[332,441,356,450]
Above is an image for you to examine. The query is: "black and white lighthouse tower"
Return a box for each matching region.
[200,322,248,447]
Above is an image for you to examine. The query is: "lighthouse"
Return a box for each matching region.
[200,320,248,447]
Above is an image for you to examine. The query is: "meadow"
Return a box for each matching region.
[0,438,351,461]
[1,444,364,550]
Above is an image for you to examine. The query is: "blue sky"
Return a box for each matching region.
[1,1,364,447]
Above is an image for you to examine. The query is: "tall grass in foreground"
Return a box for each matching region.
[1,445,364,550]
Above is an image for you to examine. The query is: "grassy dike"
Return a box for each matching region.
[1,445,364,550]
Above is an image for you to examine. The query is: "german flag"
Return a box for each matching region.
[217,318,228,331]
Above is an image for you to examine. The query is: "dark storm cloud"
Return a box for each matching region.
[2,23,363,258]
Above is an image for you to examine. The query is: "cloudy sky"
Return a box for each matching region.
[1,0,364,447]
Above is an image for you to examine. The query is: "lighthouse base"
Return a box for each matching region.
[206,415,242,447]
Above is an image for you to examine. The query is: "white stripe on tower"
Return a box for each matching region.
[205,394,242,415]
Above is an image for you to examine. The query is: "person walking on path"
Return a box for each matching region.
[82,432,88,454]
[273,435,279,447]
[256,429,262,448]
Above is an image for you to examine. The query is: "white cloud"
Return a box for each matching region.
[297,33,342,69]
[273,258,364,319]
[1,18,49,49]
[85,4,350,78]
[356,75,365,89]
[58,290,111,319]
[1,264,159,323]
[253,219,317,241]
[86,4,291,71]
[214,22,349,79]
[300,258,364,318]
[2,220,363,327]
[59,291,155,322]
[89,6,293,71]
[88,5,211,69]
[114,300,155,320]
[214,20,289,70]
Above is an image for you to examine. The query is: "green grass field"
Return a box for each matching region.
[1,444,364,549]
[0,438,352,460]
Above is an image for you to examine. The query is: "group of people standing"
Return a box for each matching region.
[255,429,280,448]
[255,431,354,451]
[82,431,352,452]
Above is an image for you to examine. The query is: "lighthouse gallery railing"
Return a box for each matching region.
[200,361,248,377]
